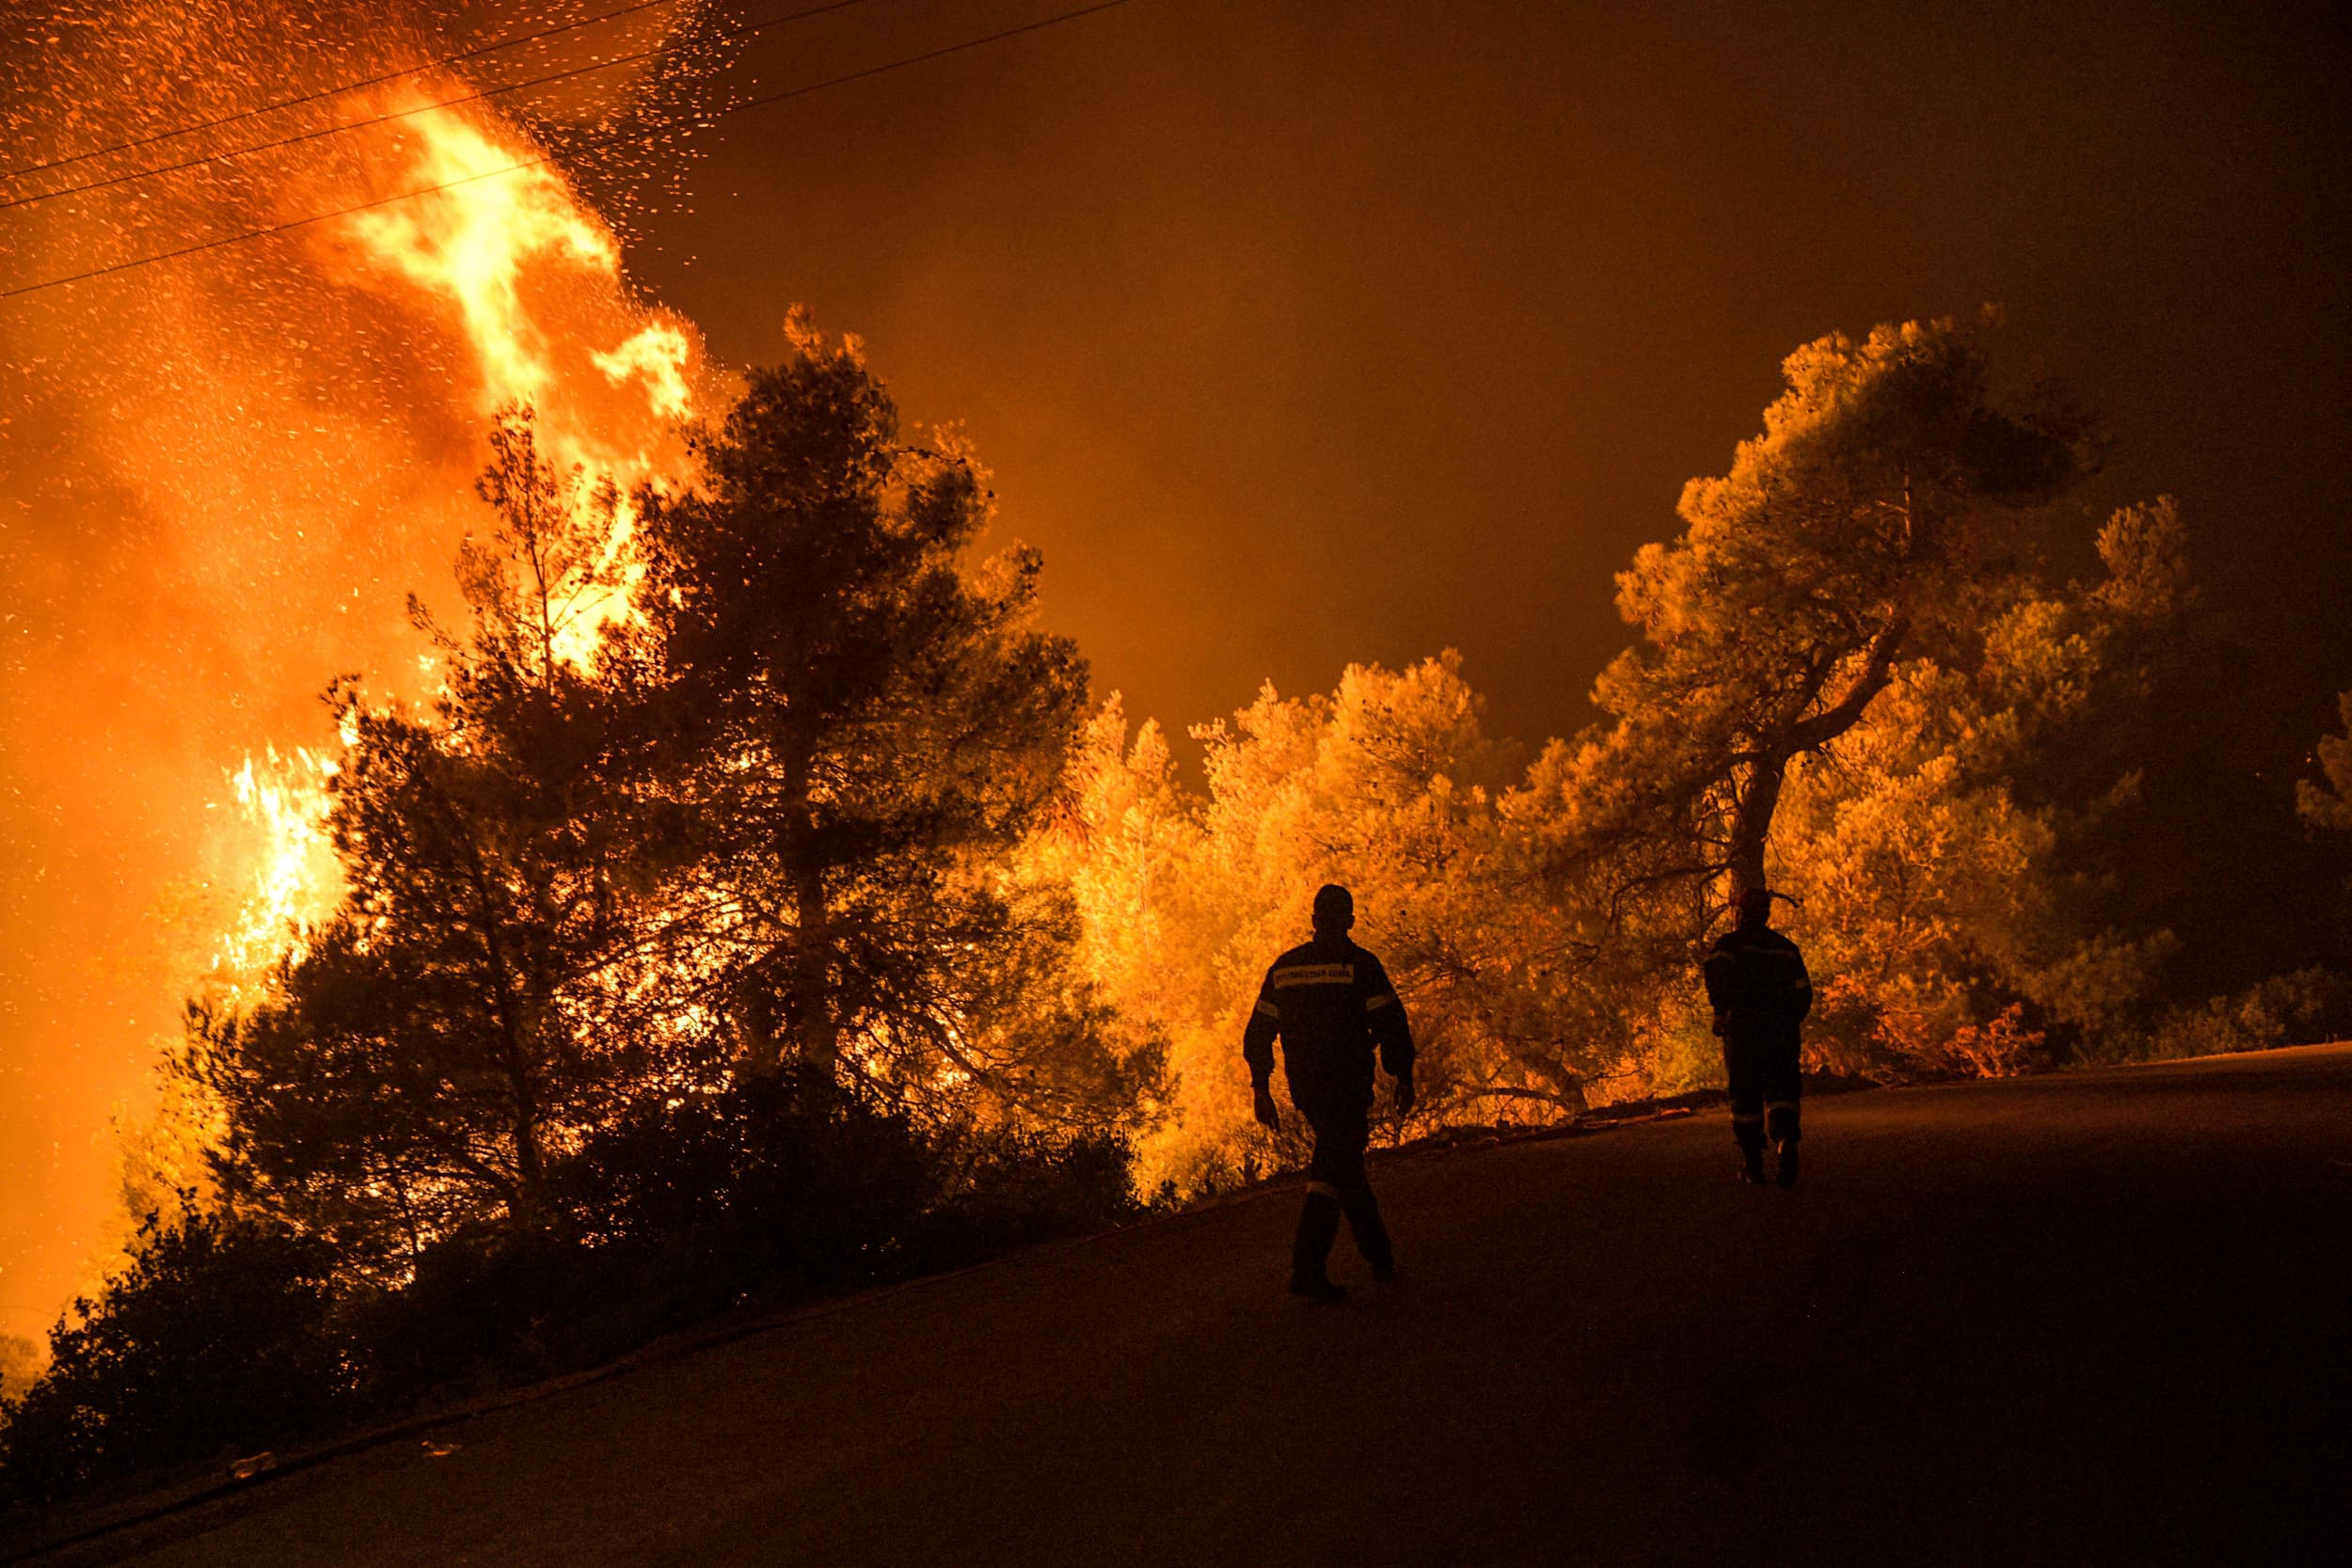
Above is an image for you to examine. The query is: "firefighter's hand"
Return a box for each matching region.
[1393,1075,1417,1116]
[1252,1083,1280,1131]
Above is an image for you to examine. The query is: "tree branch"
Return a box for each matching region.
[1787,611,1910,752]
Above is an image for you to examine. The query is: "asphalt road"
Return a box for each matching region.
[48,1045,2352,1566]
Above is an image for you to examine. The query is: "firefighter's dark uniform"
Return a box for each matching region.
[1703,919,1813,1174]
[1244,934,1416,1287]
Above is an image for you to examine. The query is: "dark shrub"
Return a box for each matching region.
[369,1072,950,1396]
[2,1078,1144,1513]
[568,1070,944,1290]
[0,1210,349,1506]
[921,1126,1143,1267]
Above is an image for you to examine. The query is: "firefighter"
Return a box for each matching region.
[1244,883,1417,1302]
[1703,884,1813,1187]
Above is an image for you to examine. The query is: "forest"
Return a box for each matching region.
[8,309,2351,1506]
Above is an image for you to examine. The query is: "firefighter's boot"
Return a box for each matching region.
[1288,1189,1346,1302]
[1767,1102,1802,1189]
[1341,1189,1395,1284]
[1736,1118,1768,1185]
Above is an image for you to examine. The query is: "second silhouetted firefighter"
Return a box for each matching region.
[1244,884,1417,1302]
[1703,884,1814,1187]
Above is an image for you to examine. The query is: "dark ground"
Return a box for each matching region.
[29,1044,2352,1566]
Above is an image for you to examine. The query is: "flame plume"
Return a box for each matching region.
[0,0,731,1328]
[215,73,723,992]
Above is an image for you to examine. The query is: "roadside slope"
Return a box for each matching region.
[46,1046,2352,1566]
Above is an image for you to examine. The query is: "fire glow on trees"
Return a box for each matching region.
[11,2,2344,1364]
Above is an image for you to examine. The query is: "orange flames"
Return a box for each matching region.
[595,322,696,421]
[330,85,709,467]
[207,87,724,971]
[324,83,716,666]
[216,743,341,987]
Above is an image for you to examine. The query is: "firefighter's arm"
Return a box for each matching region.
[1702,947,1731,1036]
[1362,958,1418,1110]
[1243,969,1282,1127]
[1789,947,1815,1024]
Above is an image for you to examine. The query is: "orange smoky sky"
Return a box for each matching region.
[4,0,2349,1333]
[633,0,2350,757]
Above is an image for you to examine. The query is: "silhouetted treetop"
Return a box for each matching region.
[1591,311,2094,895]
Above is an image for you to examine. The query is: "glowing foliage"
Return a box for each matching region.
[1591,310,2089,896]
[1049,318,2206,1190]
[1051,654,1574,1192]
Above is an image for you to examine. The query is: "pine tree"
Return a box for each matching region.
[629,318,1123,1120]
[1582,311,2088,899]
[200,413,651,1266]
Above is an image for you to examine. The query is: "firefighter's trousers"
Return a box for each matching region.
[1724,1029,1802,1153]
[1291,1100,1391,1281]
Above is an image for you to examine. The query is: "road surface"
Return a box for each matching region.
[40,1045,2352,1565]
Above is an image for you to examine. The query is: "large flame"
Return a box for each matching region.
[342,92,627,420]
[596,322,696,421]
[0,3,728,1327]
[329,85,707,470]
[206,87,723,969]
[321,85,714,667]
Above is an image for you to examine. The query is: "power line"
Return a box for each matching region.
[0,0,1136,303]
[0,0,864,214]
[2,1,681,185]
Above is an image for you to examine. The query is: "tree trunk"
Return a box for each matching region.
[732,973,782,1077]
[1727,749,1790,896]
[780,731,838,1080]
[1725,610,1911,899]
[790,857,838,1079]
[446,789,548,1223]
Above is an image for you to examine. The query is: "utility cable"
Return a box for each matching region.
[0,0,1135,302]
[0,0,863,214]
[4,0,682,184]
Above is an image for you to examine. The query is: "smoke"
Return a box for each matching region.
[0,0,729,1331]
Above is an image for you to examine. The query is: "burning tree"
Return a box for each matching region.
[199,416,657,1267]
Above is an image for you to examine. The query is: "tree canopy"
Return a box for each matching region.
[1583,310,2089,897]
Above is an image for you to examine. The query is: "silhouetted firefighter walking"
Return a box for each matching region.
[1704,885,1814,1187]
[1245,884,1417,1301]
